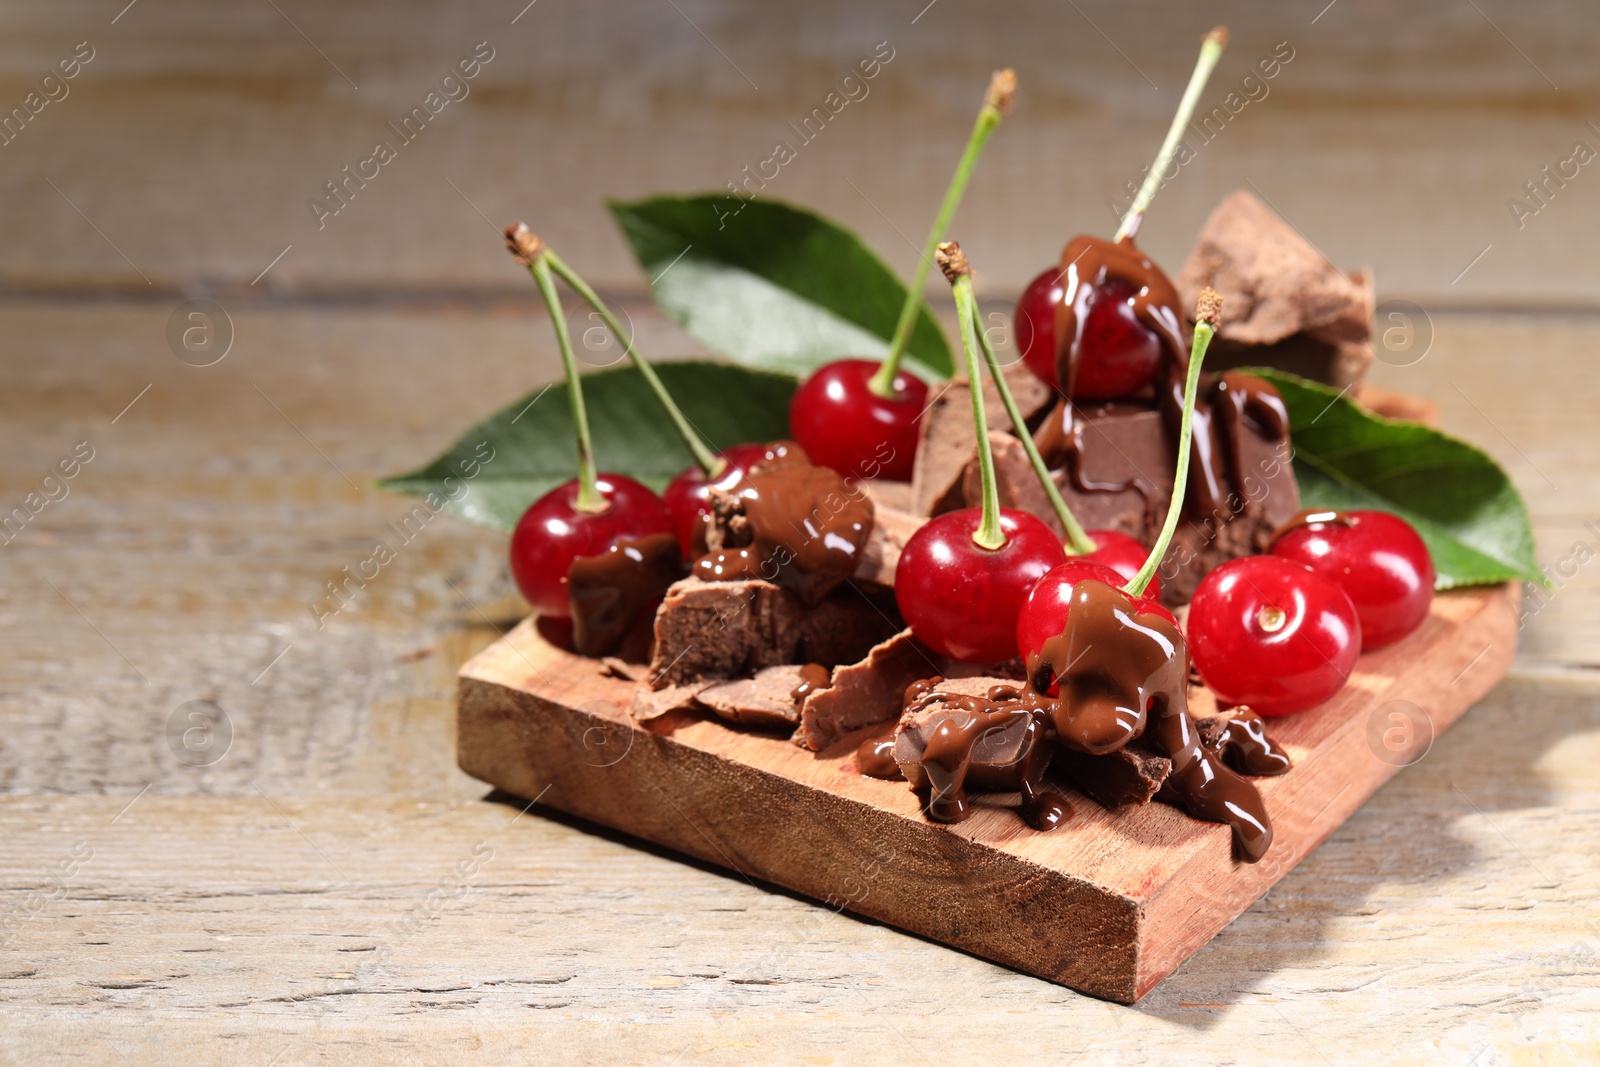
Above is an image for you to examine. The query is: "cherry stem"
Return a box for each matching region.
[1113,27,1227,244]
[943,245,1006,551]
[543,249,723,477]
[869,69,1015,399]
[968,293,1096,556]
[1124,288,1222,599]
[526,254,606,514]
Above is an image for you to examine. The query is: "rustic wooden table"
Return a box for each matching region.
[3,2,1597,1063]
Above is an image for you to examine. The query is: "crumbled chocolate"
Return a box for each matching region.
[630,681,709,723]
[698,666,810,730]
[1055,744,1171,809]
[1177,189,1375,389]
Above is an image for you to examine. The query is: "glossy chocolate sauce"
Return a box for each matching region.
[1268,507,1355,547]
[1040,235,1289,528]
[695,459,875,607]
[893,579,1277,861]
[855,735,904,781]
[1204,708,1292,777]
[568,533,682,658]
[790,663,832,703]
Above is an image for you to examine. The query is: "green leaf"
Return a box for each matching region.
[1245,368,1540,589]
[608,194,953,379]
[377,361,798,531]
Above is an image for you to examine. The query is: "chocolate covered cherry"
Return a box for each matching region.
[1187,555,1361,717]
[1016,558,1175,691]
[509,474,673,618]
[662,441,803,556]
[1270,509,1435,650]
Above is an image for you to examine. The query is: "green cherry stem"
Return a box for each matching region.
[940,242,1005,551]
[1113,27,1228,244]
[969,295,1097,557]
[1124,287,1222,598]
[507,224,605,514]
[543,248,722,477]
[868,69,1016,399]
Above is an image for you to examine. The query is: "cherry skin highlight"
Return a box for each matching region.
[1079,528,1162,600]
[661,442,775,557]
[894,508,1063,664]
[1187,555,1362,718]
[508,474,673,619]
[789,359,927,482]
[1270,510,1435,650]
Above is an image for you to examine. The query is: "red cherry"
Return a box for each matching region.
[1016,558,1175,687]
[508,474,673,618]
[661,442,773,557]
[894,508,1063,664]
[1270,510,1435,650]
[1016,267,1167,400]
[1074,278,1164,400]
[789,359,927,482]
[1015,267,1062,389]
[1078,528,1161,601]
[1187,556,1362,718]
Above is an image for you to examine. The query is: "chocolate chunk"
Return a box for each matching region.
[697,666,808,730]
[648,577,899,688]
[1196,707,1292,777]
[910,363,1053,518]
[795,628,941,752]
[1055,744,1171,809]
[1177,189,1375,388]
[850,503,922,589]
[891,678,1045,793]
[960,431,1063,535]
[630,681,708,723]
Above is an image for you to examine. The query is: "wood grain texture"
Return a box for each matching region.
[1,300,1598,1060]
[1,1,1598,304]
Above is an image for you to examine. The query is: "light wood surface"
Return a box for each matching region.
[4,0,1600,1061]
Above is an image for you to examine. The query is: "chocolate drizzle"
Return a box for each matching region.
[568,533,682,658]
[892,579,1281,862]
[695,459,876,607]
[790,663,832,703]
[855,735,904,780]
[1202,708,1292,777]
[1040,235,1291,532]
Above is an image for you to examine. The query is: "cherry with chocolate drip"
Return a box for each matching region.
[1015,28,1227,399]
[1015,558,1174,694]
[662,441,803,556]
[789,71,1016,482]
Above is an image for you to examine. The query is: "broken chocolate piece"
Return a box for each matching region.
[1054,744,1171,809]
[699,461,874,607]
[568,533,681,659]
[909,362,1053,518]
[796,628,941,752]
[849,503,921,589]
[1177,189,1375,389]
[1196,707,1292,777]
[698,666,809,730]
[648,577,899,688]
[630,681,708,723]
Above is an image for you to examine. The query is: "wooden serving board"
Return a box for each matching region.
[457,584,1518,1003]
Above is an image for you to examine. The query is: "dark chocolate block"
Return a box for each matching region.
[1055,744,1172,809]
[910,363,1054,518]
[890,677,1041,792]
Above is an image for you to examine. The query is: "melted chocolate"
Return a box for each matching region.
[567,533,682,658]
[696,461,875,607]
[1039,235,1290,533]
[855,735,904,780]
[1268,507,1355,547]
[893,579,1278,862]
[790,663,832,703]
[1204,708,1292,777]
